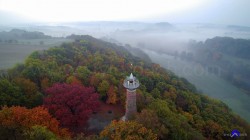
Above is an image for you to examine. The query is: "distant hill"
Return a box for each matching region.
[0,29,52,40]
[143,22,175,32]
[227,25,250,32]
[204,36,250,59]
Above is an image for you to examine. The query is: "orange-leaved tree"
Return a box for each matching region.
[106,85,118,104]
[0,106,71,139]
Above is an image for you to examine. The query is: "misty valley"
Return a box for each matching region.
[0,22,250,139]
[143,49,250,122]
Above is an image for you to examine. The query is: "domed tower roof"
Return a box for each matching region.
[123,73,140,91]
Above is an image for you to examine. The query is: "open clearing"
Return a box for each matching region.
[0,39,73,69]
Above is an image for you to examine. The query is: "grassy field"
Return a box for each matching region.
[144,49,250,122]
[0,38,73,69]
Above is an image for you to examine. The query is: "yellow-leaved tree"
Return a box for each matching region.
[100,120,157,140]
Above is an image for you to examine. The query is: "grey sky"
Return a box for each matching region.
[0,0,249,26]
[151,0,250,26]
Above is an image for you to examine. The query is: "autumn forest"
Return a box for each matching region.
[0,35,249,140]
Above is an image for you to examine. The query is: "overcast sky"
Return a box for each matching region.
[0,0,249,26]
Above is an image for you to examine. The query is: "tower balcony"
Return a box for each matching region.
[123,73,140,91]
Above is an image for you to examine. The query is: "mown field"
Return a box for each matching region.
[0,39,73,69]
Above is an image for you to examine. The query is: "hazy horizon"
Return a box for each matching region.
[0,0,250,27]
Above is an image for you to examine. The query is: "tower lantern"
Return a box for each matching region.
[123,73,140,120]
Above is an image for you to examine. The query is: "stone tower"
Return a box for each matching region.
[123,73,140,120]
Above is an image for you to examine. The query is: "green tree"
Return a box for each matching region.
[149,99,205,140]
[0,79,24,106]
[24,125,57,140]
[136,109,168,139]
[92,52,104,71]
[156,82,168,93]
[151,88,161,99]
[76,66,91,85]
[22,58,46,88]
[136,90,146,112]
[97,80,109,100]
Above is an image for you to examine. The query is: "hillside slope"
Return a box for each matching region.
[0,35,249,139]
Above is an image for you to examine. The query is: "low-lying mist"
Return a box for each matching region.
[93,22,250,121]
[1,21,250,121]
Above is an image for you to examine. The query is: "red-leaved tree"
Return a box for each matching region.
[44,83,100,133]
